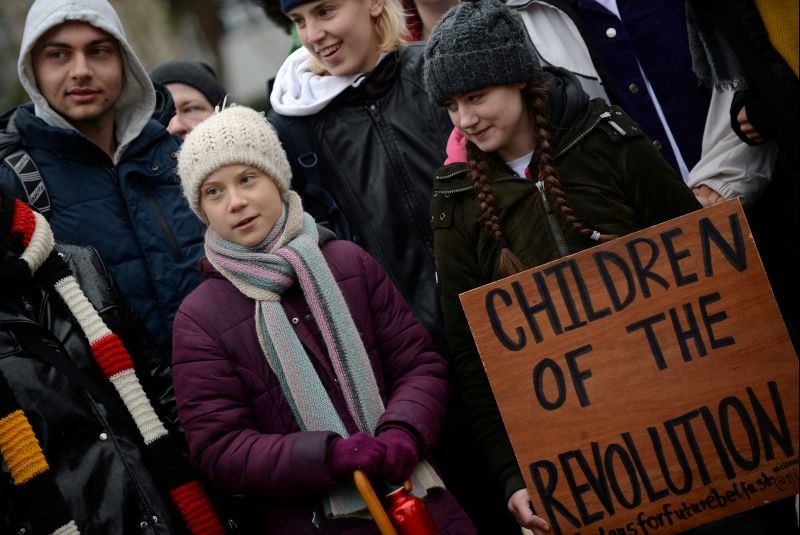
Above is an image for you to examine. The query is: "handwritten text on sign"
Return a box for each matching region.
[460,201,799,535]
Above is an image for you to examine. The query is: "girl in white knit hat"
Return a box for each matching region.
[171,104,475,534]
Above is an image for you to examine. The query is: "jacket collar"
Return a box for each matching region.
[14,103,172,163]
[333,49,401,105]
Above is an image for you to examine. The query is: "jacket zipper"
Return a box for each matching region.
[366,101,436,261]
[108,167,183,262]
[434,176,522,196]
[536,179,569,257]
[555,111,615,160]
[141,184,184,262]
[434,167,468,182]
[544,110,622,257]
[107,167,136,236]
[434,174,570,257]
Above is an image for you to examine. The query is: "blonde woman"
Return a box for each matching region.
[269,3,520,530]
[269,0,452,352]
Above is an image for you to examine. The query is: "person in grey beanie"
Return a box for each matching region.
[423,0,701,533]
[150,60,226,138]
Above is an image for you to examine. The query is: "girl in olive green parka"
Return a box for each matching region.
[422,1,701,532]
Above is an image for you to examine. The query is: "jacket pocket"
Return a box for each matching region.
[430,192,456,230]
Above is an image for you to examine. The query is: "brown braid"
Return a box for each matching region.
[467,146,526,278]
[467,83,618,278]
[523,83,618,243]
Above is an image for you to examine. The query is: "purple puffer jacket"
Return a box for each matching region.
[172,239,475,534]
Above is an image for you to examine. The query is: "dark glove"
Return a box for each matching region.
[376,427,419,484]
[328,432,386,479]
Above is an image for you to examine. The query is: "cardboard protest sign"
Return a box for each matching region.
[460,200,799,535]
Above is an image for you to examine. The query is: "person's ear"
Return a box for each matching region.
[369,0,385,19]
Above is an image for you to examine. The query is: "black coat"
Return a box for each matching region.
[270,44,453,351]
[0,243,179,534]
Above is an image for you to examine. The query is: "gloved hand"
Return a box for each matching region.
[328,432,387,479]
[376,427,419,484]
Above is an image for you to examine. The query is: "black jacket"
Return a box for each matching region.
[0,243,180,534]
[270,44,453,350]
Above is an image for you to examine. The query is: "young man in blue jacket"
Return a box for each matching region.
[0,0,204,358]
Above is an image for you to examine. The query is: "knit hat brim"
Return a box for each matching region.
[149,60,226,108]
[425,43,541,103]
[177,105,293,222]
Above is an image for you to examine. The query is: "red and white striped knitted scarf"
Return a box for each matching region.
[0,197,225,535]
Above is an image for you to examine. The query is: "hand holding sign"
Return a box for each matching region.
[508,488,551,533]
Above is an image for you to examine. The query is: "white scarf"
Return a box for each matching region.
[270,47,361,116]
[270,47,389,116]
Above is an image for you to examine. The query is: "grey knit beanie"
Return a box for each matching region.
[177,105,292,222]
[423,0,543,104]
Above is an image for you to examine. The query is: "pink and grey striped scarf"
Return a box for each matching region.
[205,191,442,517]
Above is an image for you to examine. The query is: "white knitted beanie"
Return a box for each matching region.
[177,104,292,221]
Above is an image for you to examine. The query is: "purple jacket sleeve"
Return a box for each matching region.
[172,300,340,498]
[355,246,450,453]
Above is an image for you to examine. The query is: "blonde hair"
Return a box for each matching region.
[308,0,409,74]
[377,0,409,51]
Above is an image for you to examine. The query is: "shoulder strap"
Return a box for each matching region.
[267,112,358,243]
[0,111,51,216]
[3,149,51,216]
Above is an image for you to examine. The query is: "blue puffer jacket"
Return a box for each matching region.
[0,103,204,352]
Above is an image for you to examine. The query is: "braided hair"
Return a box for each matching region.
[467,82,618,278]
[467,148,526,278]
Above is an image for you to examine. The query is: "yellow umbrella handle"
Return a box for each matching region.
[353,470,398,535]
